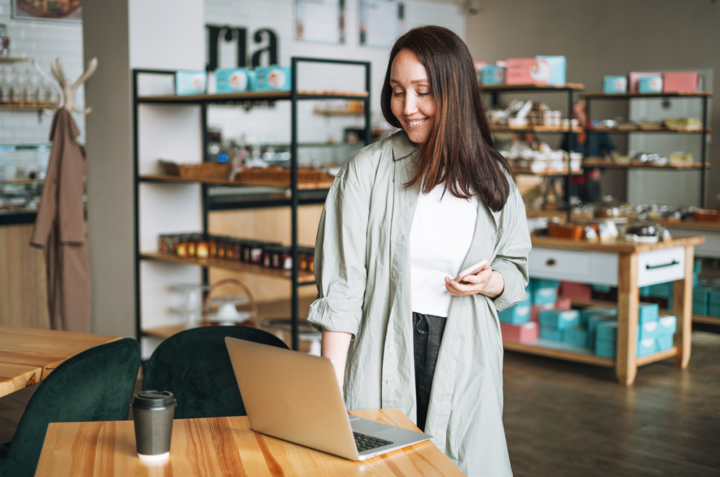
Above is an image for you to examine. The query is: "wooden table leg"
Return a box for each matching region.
[673,245,694,368]
[616,253,639,385]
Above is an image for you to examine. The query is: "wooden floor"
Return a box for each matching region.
[1,330,719,475]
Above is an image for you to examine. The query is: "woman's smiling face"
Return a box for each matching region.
[390,49,436,147]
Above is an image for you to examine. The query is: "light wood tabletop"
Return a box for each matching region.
[35,408,464,477]
[0,326,121,398]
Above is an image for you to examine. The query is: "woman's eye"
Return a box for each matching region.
[393,90,404,96]
[418,91,430,96]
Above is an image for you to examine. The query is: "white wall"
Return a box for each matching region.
[205,0,465,145]
[0,0,85,145]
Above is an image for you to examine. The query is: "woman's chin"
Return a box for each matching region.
[404,129,429,146]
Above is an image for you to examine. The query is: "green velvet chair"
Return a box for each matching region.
[142,326,288,419]
[0,338,141,477]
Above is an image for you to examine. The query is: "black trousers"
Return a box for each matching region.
[412,312,447,432]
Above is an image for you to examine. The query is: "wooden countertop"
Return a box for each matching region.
[531,234,705,253]
[35,409,464,477]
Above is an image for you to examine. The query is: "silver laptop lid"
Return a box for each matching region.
[225,337,360,460]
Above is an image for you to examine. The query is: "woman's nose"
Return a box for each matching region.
[403,94,418,115]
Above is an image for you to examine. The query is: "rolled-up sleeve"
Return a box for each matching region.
[491,186,531,312]
[307,167,369,336]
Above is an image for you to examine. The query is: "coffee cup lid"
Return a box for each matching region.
[132,390,176,409]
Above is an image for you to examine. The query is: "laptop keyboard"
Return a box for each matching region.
[353,432,393,452]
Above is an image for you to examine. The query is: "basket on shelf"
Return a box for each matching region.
[693,208,720,222]
[547,222,585,240]
[236,167,334,187]
[159,160,231,180]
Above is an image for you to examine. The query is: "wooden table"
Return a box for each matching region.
[35,408,464,477]
[517,235,705,385]
[0,326,121,398]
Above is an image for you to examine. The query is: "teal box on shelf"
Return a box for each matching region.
[710,304,720,317]
[648,282,673,298]
[638,75,663,93]
[693,301,708,316]
[175,70,207,95]
[563,327,588,347]
[603,75,628,94]
[637,338,657,357]
[595,339,616,359]
[596,320,618,341]
[529,278,560,289]
[638,302,659,324]
[657,315,677,335]
[638,320,660,340]
[540,326,563,342]
[498,304,531,325]
[694,259,702,274]
[581,306,616,327]
[656,334,674,352]
[215,68,252,93]
[592,284,612,293]
[587,314,616,348]
[533,287,558,305]
[482,65,505,85]
[251,66,291,92]
[539,309,579,330]
[536,56,566,86]
[639,286,652,296]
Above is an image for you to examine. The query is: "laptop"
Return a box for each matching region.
[225,337,432,461]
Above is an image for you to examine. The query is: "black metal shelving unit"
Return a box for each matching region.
[483,83,585,221]
[132,57,371,350]
[580,91,712,208]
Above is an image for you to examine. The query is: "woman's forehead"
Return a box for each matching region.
[390,49,429,83]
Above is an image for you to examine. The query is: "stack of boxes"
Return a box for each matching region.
[602,71,700,94]
[174,66,293,96]
[476,56,567,86]
[695,280,720,317]
[593,303,677,359]
[499,278,572,342]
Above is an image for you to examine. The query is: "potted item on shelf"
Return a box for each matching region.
[592,196,630,222]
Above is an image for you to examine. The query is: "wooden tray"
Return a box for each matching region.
[159,160,231,180]
[236,167,334,188]
[693,209,720,222]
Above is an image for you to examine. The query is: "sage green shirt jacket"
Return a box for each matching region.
[307,130,531,476]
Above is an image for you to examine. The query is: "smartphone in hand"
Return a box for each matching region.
[455,259,489,282]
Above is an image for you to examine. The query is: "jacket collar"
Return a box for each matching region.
[391,130,417,161]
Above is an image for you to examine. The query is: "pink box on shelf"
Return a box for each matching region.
[531,302,555,322]
[559,281,592,300]
[501,321,539,342]
[629,72,662,93]
[555,298,572,310]
[663,71,699,93]
[506,58,549,85]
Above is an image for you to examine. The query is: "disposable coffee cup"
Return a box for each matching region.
[131,390,177,462]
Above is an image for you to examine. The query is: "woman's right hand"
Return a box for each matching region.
[321,330,353,398]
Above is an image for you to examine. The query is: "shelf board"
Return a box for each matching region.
[636,347,678,366]
[512,167,582,176]
[582,159,710,170]
[137,90,369,104]
[0,178,44,184]
[139,174,334,190]
[142,296,317,345]
[503,339,615,367]
[691,314,720,326]
[313,108,364,115]
[590,126,711,134]
[140,252,316,283]
[481,83,585,92]
[491,124,583,133]
[581,91,712,99]
[0,57,29,63]
[0,105,44,111]
[657,219,720,232]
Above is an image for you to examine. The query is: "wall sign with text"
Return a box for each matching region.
[206,25,279,71]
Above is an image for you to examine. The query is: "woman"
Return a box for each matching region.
[307,26,530,476]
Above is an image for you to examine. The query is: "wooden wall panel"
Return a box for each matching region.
[0,225,50,329]
[207,205,324,303]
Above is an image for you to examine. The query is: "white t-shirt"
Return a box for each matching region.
[409,183,478,317]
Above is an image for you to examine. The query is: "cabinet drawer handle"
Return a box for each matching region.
[545,258,558,267]
[646,260,679,270]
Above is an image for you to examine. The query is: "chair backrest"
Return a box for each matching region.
[142,326,288,419]
[6,338,141,475]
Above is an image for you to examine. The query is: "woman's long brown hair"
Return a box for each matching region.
[381,25,513,212]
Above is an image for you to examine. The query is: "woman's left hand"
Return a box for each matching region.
[445,262,505,299]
